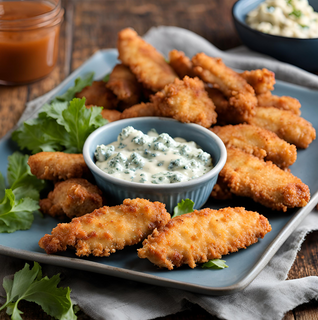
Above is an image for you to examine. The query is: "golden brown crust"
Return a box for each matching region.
[151,76,217,128]
[120,102,161,119]
[168,50,197,78]
[106,63,142,107]
[39,178,103,219]
[257,92,301,116]
[39,198,171,256]
[138,207,271,270]
[210,180,233,200]
[75,80,118,109]
[192,53,257,122]
[240,69,275,95]
[220,147,310,211]
[101,109,122,122]
[117,28,178,92]
[211,124,297,168]
[28,152,90,181]
[248,107,316,149]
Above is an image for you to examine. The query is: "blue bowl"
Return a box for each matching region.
[232,0,318,72]
[83,117,227,213]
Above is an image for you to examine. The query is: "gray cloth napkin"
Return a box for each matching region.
[1,26,318,320]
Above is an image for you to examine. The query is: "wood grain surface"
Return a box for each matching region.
[0,0,317,319]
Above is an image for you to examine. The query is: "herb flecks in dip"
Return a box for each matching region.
[246,0,318,38]
[95,126,213,184]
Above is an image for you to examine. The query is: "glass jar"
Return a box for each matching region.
[0,0,64,85]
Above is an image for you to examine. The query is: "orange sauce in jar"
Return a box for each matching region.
[0,1,64,84]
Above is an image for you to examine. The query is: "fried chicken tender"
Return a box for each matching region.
[75,80,118,109]
[138,207,271,270]
[248,107,316,148]
[210,181,232,200]
[40,178,103,219]
[120,102,161,119]
[39,198,171,256]
[211,124,297,168]
[220,148,310,211]
[240,69,275,95]
[106,64,141,108]
[257,92,301,115]
[206,87,246,124]
[192,53,257,122]
[117,28,178,92]
[101,109,122,122]
[28,152,90,181]
[169,50,196,78]
[151,76,217,128]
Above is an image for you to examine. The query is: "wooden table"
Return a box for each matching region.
[0,1,317,319]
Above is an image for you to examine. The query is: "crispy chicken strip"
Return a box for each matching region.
[75,80,118,109]
[220,148,310,211]
[211,124,297,168]
[28,152,90,181]
[40,178,103,219]
[39,198,171,256]
[106,64,141,107]
[210,180,232,200]
[192,53,257,122]
[206,87,247,124]
[240,69,275,95]
[248,107,316,148]
[120,102,161,119]
[101,109,122,122]
[169,50,196,78]
[138,207,271,270]
[117,28,178,92]
[151,76,217,128]
[257,92,301,115]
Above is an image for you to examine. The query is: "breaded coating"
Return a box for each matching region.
[75,80,118,109]
[28,152,90,181]
[101,109,122,122]
[248,107,316,149]
[211,124,297,168]
[257,92,301,116]
[120,102,161,119]
[40,178,103,219]
[240,69,275,95]
[106,64,141,107]
[192,53,257,122]
[206,87,247,124]
[151,76,217,128]
[169,50,196,78]
[39,198,171,256]
[220,148,310,211]
[117,28,178,92]
[138,207,271,270]
[210,180,232,200]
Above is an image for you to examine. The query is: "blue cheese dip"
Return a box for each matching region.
[246,0,318,38]
[94,126,213,184]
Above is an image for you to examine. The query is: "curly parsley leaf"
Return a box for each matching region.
[0,262,77,320]
[12,98,107,154]
[103,73,110,82]
[0,189,38,233]
[53,72,94,103]
[0,173,5,200]
[171,199,195,218]
[202,259,229,270]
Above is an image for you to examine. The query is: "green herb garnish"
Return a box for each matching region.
[103,73,110,82]
[171,199,194,218]
[12,98,107,154]
[202,259,229,270]
[0,262,77,320]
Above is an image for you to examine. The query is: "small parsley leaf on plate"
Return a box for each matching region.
[103,73,110,82]
[0,262,77,320]
[202,259,229,270]
[171,199,195,218]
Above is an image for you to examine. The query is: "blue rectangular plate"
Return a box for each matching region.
[0,49,317,295]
